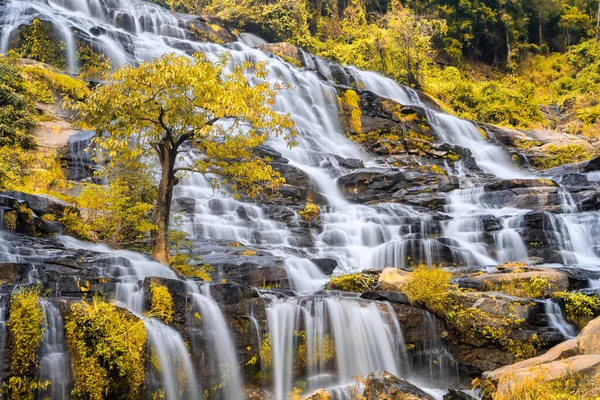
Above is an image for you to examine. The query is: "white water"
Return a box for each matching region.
[188,285,243,399]
[37,300,71,400]
[264,295,407,400]
[543,299,577,339]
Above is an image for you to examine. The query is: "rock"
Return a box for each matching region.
[443,389,477,400]
[259,43,303,65]
[583,154,600,172]
[311,258,337,275]
[172,197,196,214]
[271,163,312,188]
[2,190,71,218]
[377,267,411,292]
[457,269,569,296]
[254,144,288,164]
[483,316,600,394]
[363,371,435,400]
[361,290,410,304]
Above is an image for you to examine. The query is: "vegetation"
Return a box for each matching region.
[532,144,595,169]
[483,276,553,298]
[150,282,174,324]
[478,372,600,400]
[555,291,600,329]
[326,273,377,293]
[75,53,296,263]
[404,265,539,360]
[65,297,147,400]
[2,288,46,399]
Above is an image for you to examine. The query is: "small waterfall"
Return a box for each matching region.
[558,187,579,214]
[37,300,71,400]
[144,319,201,400]
[543,299,577,339]
[264,295,406,399]
[349,69,528,180]
[188,286,243,400]
[59,237,200,399]
[496,215,529,263]
[412,311,459,387]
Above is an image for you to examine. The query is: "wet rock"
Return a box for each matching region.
[271,163,312,188]
[254,144,288,163]
[311,258,337,275]
[443,389,477,400]
[259,42,302,65]
[361,290,410,304]
[172,197,196,214]
[363,371,435,400]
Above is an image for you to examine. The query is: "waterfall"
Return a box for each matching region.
[188,286,243,400]
[264,295,407,399]
[37,300,71,400]
[543,299,578,339]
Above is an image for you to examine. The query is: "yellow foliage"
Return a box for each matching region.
[150,282,174,324]
[65,297,147,400]
[326,273,376,293]
[483,277,552,299]
[299,202,320,223]
[6,287,44,375]
[404,264,452,315]
[555,291,600,329]
[533,144,595,169]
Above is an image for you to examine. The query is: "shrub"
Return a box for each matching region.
[403,264,451,314]
[483,277,552,298]
[326,273,376,293]
[65,297,147,400]
[298,202,320,223]
[150,282,174,324]
[533,144,595,169]
[0,59,37,148]
[2,288,45,399]
[555,292,600,329]
[9,19,66,68]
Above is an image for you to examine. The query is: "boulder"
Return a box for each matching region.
[483,316,600,394]
[443,389,477,400]
[363,371,435,400]
[457,269,569,296]
[377,267,411,292]
[1,190,71,217]
[172,197,196,214]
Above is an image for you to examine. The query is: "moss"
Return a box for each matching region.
[326,273,377,293]
[405,265,537,359]
[555,292,600,329]
[150,282,174,324]
[240,249,258,256]
[514,139,542,149]
[65,297,147,400]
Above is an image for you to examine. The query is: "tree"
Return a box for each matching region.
[382,2,446,88]
[76,53,295,263]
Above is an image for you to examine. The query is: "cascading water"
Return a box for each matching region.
[264,295,408,400]
[37,300,71,400]
[0,296,7,386]
[3,0,600,398]
[187,285,243,400]
[543,299,578,339]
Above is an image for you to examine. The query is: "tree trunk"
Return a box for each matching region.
[151,147,177,264]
